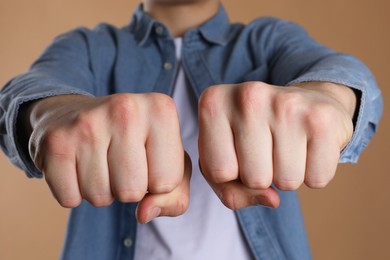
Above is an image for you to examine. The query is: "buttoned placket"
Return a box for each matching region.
[117,203,138,260]
[152,25,177,95]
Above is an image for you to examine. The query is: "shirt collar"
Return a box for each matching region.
[130,4,231,46]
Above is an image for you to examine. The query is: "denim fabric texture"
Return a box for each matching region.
[0,4,383,260]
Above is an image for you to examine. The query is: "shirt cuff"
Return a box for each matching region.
[6,86,94,178]
[287,69,380,163]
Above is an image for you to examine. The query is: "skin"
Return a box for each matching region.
[143,0,220,37]
[198,81,355,209]
[22,0,356,224]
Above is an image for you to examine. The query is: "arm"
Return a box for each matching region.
[0,28,96,178]
[264,19,383,163]
[1,29,191,223]
[198,20,382,210]
[21,93,191,223]
[198,81,355,209]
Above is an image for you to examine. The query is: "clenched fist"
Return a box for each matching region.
[26,93,191,224]
[198,81,356,210]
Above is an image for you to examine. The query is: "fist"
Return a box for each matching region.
[28,93,191,223]
[198,81,354,210]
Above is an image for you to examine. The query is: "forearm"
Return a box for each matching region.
[263,19,382,163]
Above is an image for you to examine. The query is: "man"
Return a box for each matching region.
[0,0,382,259]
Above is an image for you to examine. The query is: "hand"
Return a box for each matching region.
[26,93,191,224]
[198,81,355,210]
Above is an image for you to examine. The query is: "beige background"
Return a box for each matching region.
[0,0,389,259]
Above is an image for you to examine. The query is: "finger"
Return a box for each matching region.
[272,122,307,191]
[136,152,192,224]
[198,97,238,184]
[233,120,273,190]
[146,109,184,194]
[305,134,340,189]
[108,130,148,203]
[77,143,114,207]
[43,154,82,208]
[209,180,280,210]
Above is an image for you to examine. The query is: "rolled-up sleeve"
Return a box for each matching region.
[0,28,96,178]
[256,19,383,163]
[288,55,383,163]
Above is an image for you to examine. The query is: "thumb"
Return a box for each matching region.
[136,152,192,224]
[198,159,280,210]
[208,180,280,210]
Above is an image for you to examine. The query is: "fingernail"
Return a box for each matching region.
[252,196,274,208]
[145,207,161,224]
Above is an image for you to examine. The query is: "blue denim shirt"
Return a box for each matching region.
[0,4,383,260]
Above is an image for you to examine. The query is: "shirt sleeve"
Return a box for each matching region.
[254,19,383,163]
[0,28,96,178]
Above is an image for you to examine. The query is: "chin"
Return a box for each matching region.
[149,0,207,4]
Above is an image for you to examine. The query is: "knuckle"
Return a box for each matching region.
[74,112,100,143]
[41,127,64,149]
[236,82,265,110]
[219,188,241,210]
[41,128,73,161]
[201,160,238,184]
[57,196,82,208]
[108,94,138,126]
[305,180,329,189]
[198,86,222,119]
[148,93,178,123]
[85,194,114,208]
[31,127,73,170]
[305,176,332,189]
[305,103,334,135]
[108,93,133,106]
[149,182,178,194]
[242,177,272,190]
[274,179,302,191]
[45,175,82,208]
[236,86,259,116]
[273,91,303,121]
[174,196,189,215]
[150,93,176,111]
[115,189,144,202]
[239,82,260,97]
[165,196,189,217]
[206,168,237,184]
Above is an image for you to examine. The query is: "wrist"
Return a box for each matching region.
[20,95,93,138]
[30,95,92,126]
[293,81,357,120]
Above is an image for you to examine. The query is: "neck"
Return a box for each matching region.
[143,0,220,37]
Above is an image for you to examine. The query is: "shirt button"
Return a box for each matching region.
[163,62,173,70]
[123,238,133,248]
[155,26,164,35]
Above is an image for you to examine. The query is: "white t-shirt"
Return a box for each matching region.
[134,38,252,260]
